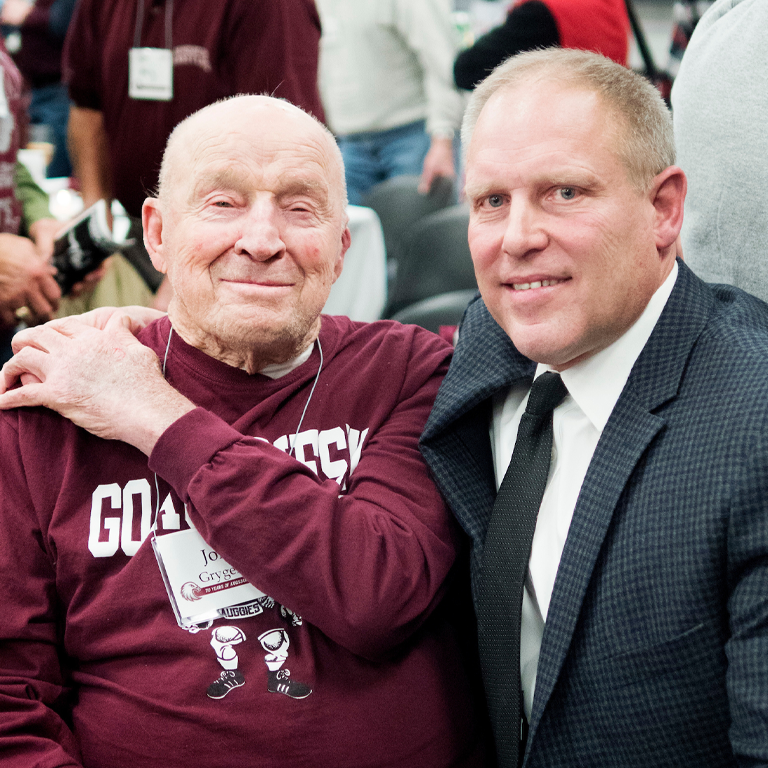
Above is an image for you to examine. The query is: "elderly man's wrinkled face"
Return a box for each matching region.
[144,99,350,370]
[465,82,674,370]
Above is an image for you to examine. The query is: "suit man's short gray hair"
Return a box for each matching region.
[462,48,675,193]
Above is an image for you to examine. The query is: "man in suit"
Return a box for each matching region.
[420,48,768,767]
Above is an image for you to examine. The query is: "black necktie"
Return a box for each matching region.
[477,371,569,768]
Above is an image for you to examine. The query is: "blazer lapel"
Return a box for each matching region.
[421,297,535,567]
[527,398,665,741]
[526,261,716,744]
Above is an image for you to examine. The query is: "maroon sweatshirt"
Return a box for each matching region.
[0,315,491,768]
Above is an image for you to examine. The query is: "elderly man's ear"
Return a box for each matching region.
[334,226,352,282]
[650,166,687,256]
[142,198,169,275]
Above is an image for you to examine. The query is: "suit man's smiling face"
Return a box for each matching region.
[465,82,675,371]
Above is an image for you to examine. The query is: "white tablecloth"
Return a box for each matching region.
[323,205,387,322]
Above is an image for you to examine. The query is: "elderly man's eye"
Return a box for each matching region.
[559,187,577,200]
[487,194,504,208]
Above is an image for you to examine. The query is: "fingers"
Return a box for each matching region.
[28,217,64,251]
[9,258,62,325]
[20,371,43,386]
[10,313,145,370]
[10,325,49,354]
[11,317,89,354]
[80,305,165,334]
[39,270,62,305]
[419,137,456,194]
[10,309,154,356]
[0,380,46,408]
[84,259,111,285]
[24,275,61,323]
[0,307,15,327]
[69,258,111,297]
[0,383,34,406]
[0,345,49,397]
[61,306,118,329]
[417,170,435,195]
[104,310,154,340]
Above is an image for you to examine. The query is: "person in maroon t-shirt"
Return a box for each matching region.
[62,0,326,306]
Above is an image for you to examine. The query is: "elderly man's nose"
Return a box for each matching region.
[234,207,285,260]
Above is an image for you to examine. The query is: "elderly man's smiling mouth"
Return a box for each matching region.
[220,278,296,289]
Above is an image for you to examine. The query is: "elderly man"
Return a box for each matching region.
[420,49,768,767]
[0,96,490,768]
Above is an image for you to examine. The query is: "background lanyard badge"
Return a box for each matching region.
[129,0,174,101]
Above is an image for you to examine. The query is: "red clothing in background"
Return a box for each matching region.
[521,0,629,66]
[455,0,629,90]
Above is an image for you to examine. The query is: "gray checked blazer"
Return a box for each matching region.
[420,260,768,767]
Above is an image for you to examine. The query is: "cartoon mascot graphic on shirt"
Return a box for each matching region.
[205,605,312,701]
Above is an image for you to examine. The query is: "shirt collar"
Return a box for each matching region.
[537,261,678,433]
[259,341,315,379]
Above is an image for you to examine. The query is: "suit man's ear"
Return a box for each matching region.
[142,198,169,274]
[650,166,687,252]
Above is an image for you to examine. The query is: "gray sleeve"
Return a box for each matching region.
[672,0,768,302]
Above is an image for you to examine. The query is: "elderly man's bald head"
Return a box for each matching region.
[157,95,348,211]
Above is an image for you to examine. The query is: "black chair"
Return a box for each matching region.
[385,204,476,317]
[390,289,478,335]
[362,174,455,270]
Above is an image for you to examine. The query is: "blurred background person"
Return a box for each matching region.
[316,0,465,202]
[672,0,768,301]
[666,0,714,78]
[453,0,630,90]
[2,0,77,179]
[61,0,325,311]
[0,34,62,362]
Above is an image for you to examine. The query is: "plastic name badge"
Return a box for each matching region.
[129,47,173,101]
[153,524,266,631]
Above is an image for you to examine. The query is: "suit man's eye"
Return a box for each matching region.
[488,194,504,208]
[559,187,577,200]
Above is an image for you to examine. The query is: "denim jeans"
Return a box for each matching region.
[337,120,431,205]
[29,82,73,178]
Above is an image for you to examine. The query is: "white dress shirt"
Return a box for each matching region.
[490,262,678,720]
